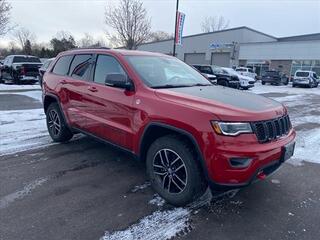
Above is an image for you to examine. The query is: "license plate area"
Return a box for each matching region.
[281,141,295,162]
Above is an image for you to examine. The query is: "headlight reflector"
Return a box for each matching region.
[211,121,252,136]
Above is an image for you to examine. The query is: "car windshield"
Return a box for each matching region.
[222,68,238,75]
[295,71,309,77]
[126,56,212,88]
[13,56,41,63]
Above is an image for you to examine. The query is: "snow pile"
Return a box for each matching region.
[0,84,41,91]
[149,194,166,207]
[101,208,191,240]
[289,128,320,165]
[0,108,53,156]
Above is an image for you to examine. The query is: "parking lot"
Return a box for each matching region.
[1,83,320,240]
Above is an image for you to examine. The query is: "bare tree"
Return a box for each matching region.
[0,0,11,36]
[201,16,230,33]
[149,31,173,42]
[12,27,36,50]
[105,0,151,49]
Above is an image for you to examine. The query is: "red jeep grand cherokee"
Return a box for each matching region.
[43,48,296,206]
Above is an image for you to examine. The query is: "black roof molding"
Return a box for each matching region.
[139,26,277,46]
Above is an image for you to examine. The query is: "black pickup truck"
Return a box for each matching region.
[192,64,240,89]
[0,55,42,84]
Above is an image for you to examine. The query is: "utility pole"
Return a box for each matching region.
[173,0,179,57]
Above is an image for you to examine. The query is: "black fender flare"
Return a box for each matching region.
[139,122,210,182]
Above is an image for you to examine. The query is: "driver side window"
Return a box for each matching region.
[94,55,127,85]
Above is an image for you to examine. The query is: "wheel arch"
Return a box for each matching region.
[139,122,210,181]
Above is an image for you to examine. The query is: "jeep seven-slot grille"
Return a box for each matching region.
[251,115,292,143]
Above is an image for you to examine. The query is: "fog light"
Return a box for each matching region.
[229,158,252,168]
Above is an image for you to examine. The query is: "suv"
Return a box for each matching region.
[0,55,42,84]
[43,49,296,206]
[193,64,240,89]
[292,70,319,88]
[236,67,257,80]
[261,70,289,85]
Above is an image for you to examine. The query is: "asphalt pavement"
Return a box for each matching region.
[0,89,319,240]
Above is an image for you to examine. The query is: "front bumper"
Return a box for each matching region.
[204,128,296,189]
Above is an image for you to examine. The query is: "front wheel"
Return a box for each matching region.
[262,81,266,85]
[218,79,228,87]
[146,135,207,206]
[46,102,73,142]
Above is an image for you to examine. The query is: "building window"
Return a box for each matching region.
[290,60,320,76]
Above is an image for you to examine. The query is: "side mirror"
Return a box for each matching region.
[105,73,134,91]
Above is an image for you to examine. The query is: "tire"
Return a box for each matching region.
[242,87,249,90]
[46,102,73,142]
[146,135,207,206]
[262,81,265,85]
[218,79,228,87]
[292,84,296,88]
[283,78,289,85]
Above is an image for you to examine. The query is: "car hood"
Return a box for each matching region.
[155,85,285,121]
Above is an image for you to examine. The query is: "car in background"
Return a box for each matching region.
[222,67,255,90]
[0,55,42,84]
[261,70,289,85]
[236,67,257,80]
[193,64,240,89]
[292,70,319,88]
[39,58,55,88]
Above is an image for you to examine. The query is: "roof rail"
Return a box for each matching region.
[69,47,111,51]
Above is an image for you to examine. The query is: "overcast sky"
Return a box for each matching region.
[0,0,319,47]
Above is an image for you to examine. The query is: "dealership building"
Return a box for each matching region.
[137,26,320,76]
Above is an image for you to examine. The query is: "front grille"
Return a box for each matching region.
[251,115,292,143]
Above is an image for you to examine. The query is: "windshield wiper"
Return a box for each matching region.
[190,83,212,87]
[152,84,193,89]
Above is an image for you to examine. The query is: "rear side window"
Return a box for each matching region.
[52,55,73,76]
[69,54,92,80]
[94,55,126,85]
[236,68,246,72]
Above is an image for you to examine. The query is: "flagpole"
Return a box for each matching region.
[173,0,179,57]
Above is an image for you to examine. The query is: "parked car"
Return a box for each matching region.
[236,67,257,80]
[222,67,255,90]
[0,55,42,84]
[43,49,296,206]
[39,58,55,88]
[193,64,240,89]
[292,70,319,88]
[261,70,289,85]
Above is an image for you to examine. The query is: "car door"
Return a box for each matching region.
[81,54,136,150]
[2,57,12,80]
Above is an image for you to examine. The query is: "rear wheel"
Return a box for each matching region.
[46,102,73,142]
[218,79,228,87]
[262,81,266,85]
[146,135,207,206]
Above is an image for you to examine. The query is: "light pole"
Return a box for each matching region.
[173,0,179,57]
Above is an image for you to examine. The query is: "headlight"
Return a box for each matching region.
[211,121,252,136]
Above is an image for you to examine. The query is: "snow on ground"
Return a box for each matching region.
[250,82,320,96]
[0,108,53,156]
[0,84,41,91]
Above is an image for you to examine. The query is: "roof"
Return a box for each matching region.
[278,33,320,42]
[139,26,277,46]
[63,48,169,57]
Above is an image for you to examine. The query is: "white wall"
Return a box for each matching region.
[239,40,320,60]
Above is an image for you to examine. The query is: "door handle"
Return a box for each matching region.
[88,86,98,92]
[61,79,67,84]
